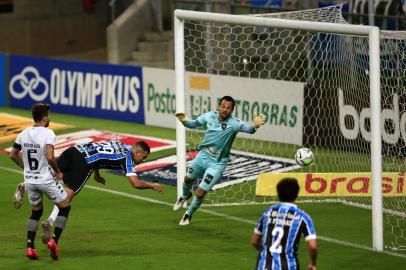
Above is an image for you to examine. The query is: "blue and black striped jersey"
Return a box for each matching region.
[254,202,316,270]
[74,141,136,176]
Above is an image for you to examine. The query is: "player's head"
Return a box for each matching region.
[32,103,51,127]
[277,178,300,202]
[132,141,150,164]
[218,96,235,120]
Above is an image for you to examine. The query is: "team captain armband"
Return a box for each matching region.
[13,143,22,151]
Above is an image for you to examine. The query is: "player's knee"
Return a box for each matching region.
[30,209,43,220]
[66,188,75,200]
[57,206,71,217]
[196,188,207,198]
[57,199,70,209]
[184,176,193,184]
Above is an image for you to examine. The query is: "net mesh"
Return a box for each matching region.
[181,4,406,251]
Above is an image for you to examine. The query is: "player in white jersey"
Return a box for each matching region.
[173,96,265,225]
[9,103,71,261]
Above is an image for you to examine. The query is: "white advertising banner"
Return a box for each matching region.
[143,67,177,129]
[143,67,304,145]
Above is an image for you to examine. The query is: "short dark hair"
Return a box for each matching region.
[276,178,300,202]
[219,96,235,109]
[135,141,150,154]
[32,103,50,122]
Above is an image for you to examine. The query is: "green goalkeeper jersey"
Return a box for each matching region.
[185,111,255,160]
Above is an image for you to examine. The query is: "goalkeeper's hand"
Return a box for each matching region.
[175,112,189,124]
[252,113,265,128]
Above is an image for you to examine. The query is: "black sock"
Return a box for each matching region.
[27,231,36,248]
[26,209,42,248]
[53,227,63,244]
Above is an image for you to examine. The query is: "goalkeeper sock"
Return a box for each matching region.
[186,196,203,216]
[182,182,192,198]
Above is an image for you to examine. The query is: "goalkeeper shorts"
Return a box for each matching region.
[186,150,227,191]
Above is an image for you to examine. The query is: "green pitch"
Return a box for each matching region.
[0,107,405,270]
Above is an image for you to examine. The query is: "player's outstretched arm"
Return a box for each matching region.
[174,112,201,128]
[127,175,163,192]
[307,239,318,270]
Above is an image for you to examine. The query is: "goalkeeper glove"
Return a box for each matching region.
[175,112,189,124]
[252,113,265,128]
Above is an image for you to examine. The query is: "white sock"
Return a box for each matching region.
[48,205,60,225]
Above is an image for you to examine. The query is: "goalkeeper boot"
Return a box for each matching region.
[41,220,52,244]
[25,247,39,260]
[173,192,192,211]
[13,182,25,209]
[179,213,192,226]
[47,239,59,260]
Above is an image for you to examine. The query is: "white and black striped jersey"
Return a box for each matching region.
[254,202,317,270]
[74,141,136,176]
[14,126,56,184]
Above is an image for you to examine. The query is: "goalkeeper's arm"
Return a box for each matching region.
[240,113,266,134]
[174,112,200,128]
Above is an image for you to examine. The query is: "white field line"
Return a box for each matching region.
[1,165,405,259]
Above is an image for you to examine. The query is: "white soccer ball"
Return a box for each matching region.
[295,148,314,167]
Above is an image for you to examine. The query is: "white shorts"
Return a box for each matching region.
[25,181,68,206]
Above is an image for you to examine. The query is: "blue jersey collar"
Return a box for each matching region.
[280,202,297,208]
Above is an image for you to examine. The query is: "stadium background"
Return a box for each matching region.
[1,0,406,269]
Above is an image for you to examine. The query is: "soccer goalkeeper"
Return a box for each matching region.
[173,95,265,225]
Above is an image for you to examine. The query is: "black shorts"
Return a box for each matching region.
[57,147,92,195]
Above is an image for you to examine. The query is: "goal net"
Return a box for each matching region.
[175,4,405,251]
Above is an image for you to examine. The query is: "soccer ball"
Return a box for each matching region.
[295,148,314,166]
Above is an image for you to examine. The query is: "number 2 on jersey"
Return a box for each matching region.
[269,227,284,254]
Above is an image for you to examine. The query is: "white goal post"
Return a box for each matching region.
[174,9,382,251]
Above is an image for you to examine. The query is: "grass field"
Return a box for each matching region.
[0,107,405,270]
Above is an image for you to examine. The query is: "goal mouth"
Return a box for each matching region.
[210,149,301,190]
[175,4,406,251]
